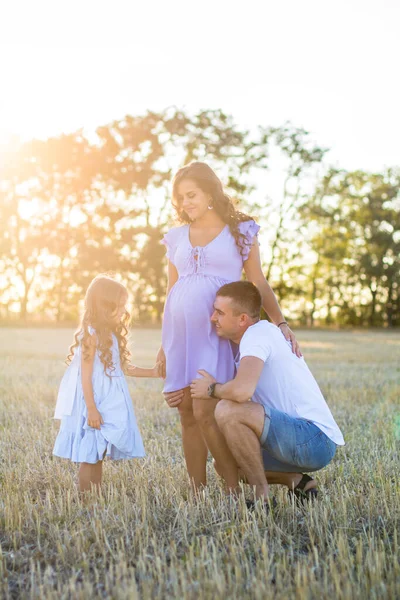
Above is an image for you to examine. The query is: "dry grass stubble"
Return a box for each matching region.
[0,328,399,599]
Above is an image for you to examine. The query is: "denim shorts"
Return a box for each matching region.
[260,406,337,473]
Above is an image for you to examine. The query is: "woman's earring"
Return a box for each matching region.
[207,204,213,210]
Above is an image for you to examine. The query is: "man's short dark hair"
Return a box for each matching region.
[216,281,261,319]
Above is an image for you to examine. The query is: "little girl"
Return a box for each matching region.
[53,274,161,493]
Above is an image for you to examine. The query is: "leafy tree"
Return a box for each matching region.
[300,168,400,326]
[0,108,256,321]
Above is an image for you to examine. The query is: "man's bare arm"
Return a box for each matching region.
[215,357,265,402]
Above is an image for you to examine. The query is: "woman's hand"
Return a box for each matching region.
[156,346,166,379]
[164,389,185,408]
[278,324,302,358]
[87,406,104,430]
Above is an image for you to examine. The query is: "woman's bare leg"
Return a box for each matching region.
[79,460,103,494]
[193,398,239,493]
[178,387,208,490]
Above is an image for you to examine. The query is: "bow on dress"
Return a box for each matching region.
[187,246,206,273]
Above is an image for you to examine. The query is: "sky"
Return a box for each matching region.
[0,0,399,173]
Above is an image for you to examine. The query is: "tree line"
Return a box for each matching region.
[0,108,399,327]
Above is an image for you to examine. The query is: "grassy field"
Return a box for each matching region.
[0,328,399,599]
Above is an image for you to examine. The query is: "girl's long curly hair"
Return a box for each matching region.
[172,161,255,257]
[66,275,131,374]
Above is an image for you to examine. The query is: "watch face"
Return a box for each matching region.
[208,383,215,398]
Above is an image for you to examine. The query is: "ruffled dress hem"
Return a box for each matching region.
[53,428,145,464]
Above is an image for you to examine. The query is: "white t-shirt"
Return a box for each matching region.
[238,321,345,445]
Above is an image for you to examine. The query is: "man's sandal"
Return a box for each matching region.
[288,474,318,504]
[245,497,278,512]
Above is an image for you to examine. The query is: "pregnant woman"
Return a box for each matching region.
[159,161,300,490]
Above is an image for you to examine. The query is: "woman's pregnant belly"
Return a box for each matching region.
[165,274,230,326]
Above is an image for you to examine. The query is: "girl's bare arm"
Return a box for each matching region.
[125,362,163,378]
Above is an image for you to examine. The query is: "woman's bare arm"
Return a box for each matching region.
[244,241,301,357]
[157,260,179,378]
[166,260,179,294]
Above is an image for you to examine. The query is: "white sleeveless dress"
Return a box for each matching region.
[53,327,145,463]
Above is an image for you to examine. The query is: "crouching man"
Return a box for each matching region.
[190,281,345,505]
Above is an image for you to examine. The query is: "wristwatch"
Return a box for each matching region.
[207,383,220,398]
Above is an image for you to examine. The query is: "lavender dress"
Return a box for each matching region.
[162,220,260,393]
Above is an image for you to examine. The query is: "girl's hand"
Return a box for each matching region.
[279,324,302,358]
[156,346,166,379]
[153,361,164,378]
[87,407,104,430]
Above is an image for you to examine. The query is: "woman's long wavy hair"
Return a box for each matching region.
[66,275,131,374]
[172,161,255,257]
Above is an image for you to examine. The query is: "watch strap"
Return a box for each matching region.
[208,382,220,398]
